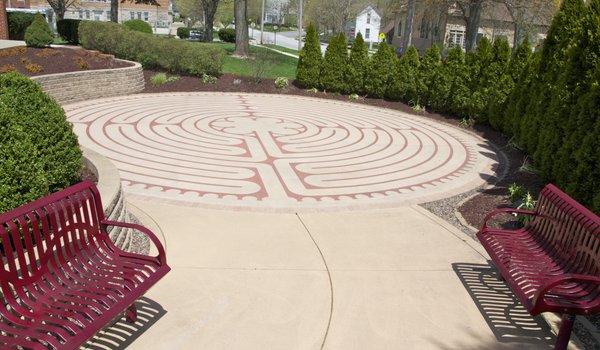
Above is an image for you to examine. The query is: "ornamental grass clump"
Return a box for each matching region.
[0,72,82,212]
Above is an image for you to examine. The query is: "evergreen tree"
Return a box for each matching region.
[296,24,322,89]
[364,43,397,98]
[320,33,349,92]
[445,46,470,118]
[466,36,494,121]
[387,46,420,104]
[501,38,532,135]
[418,44,443,109]
[345,33,369,94]
[487,37,512,128]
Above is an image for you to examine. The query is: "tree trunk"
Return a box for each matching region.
[234,0,249,57]
[0,0,8,40]
[202,0,218,42]
[56,7,66,21]
[402,0,415,51]
[465,0,483,52]
[110,0,119,22]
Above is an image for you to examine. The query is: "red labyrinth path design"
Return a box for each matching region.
[65,93,497,211]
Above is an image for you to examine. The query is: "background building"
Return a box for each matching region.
[353,5,381,46]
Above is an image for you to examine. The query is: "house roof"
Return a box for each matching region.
[356,5,382,19]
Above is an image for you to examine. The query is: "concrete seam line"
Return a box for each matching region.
[296,213,333,350]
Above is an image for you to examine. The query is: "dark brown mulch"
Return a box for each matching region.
[0,46,132,77]
[142,70,544,228]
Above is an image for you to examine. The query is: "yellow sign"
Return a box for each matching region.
[379,32,385,41]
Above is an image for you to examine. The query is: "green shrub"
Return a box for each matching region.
[320,33,348,92]
[24,13,54,48]
[274,77,289,89]
[486,37,513,128]
[177,27,191,39]
[0,72,82,213]
[57,19,82,44]
[7,12,35,40]
[218,28,236,43]
[296,24,322,89]
[364,43,397,98]
[387,46,420,104]
[418,44,443,109]
[445,46,470,117]
[466,37,494,121]
[78,21,224,76]
[345,32,368,94]
[123,19,153,34]
[500,38,531,134]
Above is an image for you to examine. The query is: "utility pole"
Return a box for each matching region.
[260,0,265,44]
[402,0,415,51]
[297,0,303,51]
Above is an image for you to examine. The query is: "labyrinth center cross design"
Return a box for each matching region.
[66,93,496,211]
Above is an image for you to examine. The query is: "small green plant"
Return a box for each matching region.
[507,183,525,202]
[201,73,217,84]
[274,77,289,89]
[24,13,54,48]
[411,104,426,113]
[349,93,360,101]
[519,157,538,174]
[459,117,475,128]
[306,87,318,93]
[150,72,181,85]
[218,28,236,43]
[517,192,537,224]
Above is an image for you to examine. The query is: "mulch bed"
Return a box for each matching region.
[142,70,544,228]
[0,46,132,77]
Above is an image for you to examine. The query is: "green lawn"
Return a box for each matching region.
[208,42,298,79]
[262,44,299,56]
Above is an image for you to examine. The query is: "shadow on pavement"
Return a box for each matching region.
[452,262,554,348]
[84,297,167,350]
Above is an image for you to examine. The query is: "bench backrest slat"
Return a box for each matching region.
[528,184,600,276]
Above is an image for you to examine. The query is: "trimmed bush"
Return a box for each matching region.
[320,33,348,92]
[78,21,224,76]
[218,28,236,43]
[177,27,191,39]
[7,12,35,40]
[24,13,54,48]
[418,44,442,109]
[387,46,420,104]
[0,72,82,213]
[57,19,81,44]
[364,43,397,98]
[500,39,531,134]
[345,32,368,94]
[296,24,322,89]
[466,36,494,120]
[123,19,153,34]
[486,37,512,127]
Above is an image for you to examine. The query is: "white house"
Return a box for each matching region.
[354,5,381,46]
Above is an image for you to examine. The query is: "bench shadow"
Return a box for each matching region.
[83,297,167,350]
[452,262,555,347]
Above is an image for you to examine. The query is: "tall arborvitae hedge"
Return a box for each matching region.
[418,45,443,109]
[487,38,512,128]
[364,43,397,98]
[296,24,322,88]
[444,46,470,117]
[346,33,369,94]
[320,33,348,92]
[500,38,532,135]
[387,46,420,104]
[467,37,494,121]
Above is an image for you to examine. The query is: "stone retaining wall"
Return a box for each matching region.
[32,59,144,104]
[82,146,149,253]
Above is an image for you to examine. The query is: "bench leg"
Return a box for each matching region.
[554,314,576,350]
[126,303,137,323]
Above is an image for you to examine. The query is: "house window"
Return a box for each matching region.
[78,10,83,19]
[144,12,149,21]
[137,12,142,20]
[85,10,90,19]
[130,11,135,20]
[93,11,101,21]
[366,12,371,24]
[448,29,465,49]
[365,28,370,39]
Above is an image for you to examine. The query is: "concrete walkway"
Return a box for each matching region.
[0,40,25,49]
[85,200,557,349]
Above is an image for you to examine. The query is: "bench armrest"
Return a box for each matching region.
[533,274,600,312]
[101,220,167,265]
[481,208,537,230]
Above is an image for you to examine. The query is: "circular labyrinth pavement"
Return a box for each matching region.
[65,93,497,212]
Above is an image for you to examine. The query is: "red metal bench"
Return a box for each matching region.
[0,181,170,349]
[477,184,600,350]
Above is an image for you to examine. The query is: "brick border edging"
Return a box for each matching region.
[31,59,144,104]
[82,146,149,254]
